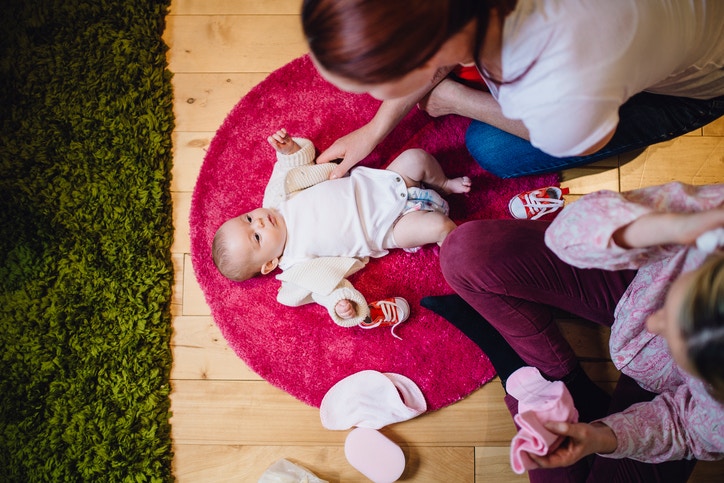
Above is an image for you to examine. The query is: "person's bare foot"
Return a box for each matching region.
[441,176,472,194]
[267,128,301,155]
[417,78,469,117]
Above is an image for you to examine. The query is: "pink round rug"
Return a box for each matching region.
[190,55,558,410]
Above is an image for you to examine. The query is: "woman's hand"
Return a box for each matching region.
[528,421,617,469]
[315,125,378,179]
[335,299,357,319]
[316,80,442,179]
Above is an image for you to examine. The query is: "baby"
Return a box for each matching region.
[212,129,471,328]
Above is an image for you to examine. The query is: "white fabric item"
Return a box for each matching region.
[257,458,328,483]
[498,0,724,157]
[279,167,407,270]
[320,370,427,430]
[696,227,724,254]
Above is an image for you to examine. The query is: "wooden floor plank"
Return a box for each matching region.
[170,380,516,446]
[164,15,307,74]
[170,0,301,16]
[171,316,260,381]
[173,444,475,482]
[171,73,269,132]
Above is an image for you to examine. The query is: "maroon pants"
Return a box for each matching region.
[440,219,697,482]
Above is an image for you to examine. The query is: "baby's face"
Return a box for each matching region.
[228,207,287,273]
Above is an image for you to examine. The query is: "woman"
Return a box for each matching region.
[423,182,724,481]
[301,0,724,179]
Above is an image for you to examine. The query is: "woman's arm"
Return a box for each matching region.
[316,66,456,179]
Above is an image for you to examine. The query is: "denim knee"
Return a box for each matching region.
[464,121,576,178]
[465,121,519,178]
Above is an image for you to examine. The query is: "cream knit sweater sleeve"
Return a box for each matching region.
[276,257,370,327]
[262,137,316,208]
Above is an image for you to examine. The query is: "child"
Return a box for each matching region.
[213,128,471,328]
[426,181,724,480]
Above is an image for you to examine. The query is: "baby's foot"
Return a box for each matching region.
[267,128,301,155]
[441,176,472,194]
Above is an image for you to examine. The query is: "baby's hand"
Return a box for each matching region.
[267,128,301,155]
[335,299,356,319]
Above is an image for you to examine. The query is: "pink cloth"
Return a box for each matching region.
[506,366,579,474]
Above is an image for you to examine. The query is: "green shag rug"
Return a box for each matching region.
[0,0,175,481]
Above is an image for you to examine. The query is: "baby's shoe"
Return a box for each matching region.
[509,186,569,220]
[359,297,410,340]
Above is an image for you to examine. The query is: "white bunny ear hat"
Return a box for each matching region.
[320,370,427,430]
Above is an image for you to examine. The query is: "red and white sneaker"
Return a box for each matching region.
[359,297,410,340]
[509,186,569,220]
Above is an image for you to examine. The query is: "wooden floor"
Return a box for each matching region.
[163,1,724,481]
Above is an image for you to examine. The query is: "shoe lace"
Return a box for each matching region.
[374,300,400,323]
[521,191,564,220]
[361,300,405,340]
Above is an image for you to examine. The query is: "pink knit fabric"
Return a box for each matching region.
[507,367,579,474]
[189,54,559,410]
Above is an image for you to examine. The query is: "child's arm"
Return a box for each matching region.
[262,133,317,208]
[335,299,357,319]
[277,279,370,327]
[267,128,302,155]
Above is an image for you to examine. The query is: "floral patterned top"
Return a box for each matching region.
[545,182,724,462]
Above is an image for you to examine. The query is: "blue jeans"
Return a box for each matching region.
[465,92,724,178]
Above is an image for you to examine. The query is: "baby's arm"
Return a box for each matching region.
[267,128,301,155]
[277,279,370,327]
[262,133,317,208]
[312,280,370,327]
[335,299,357,319]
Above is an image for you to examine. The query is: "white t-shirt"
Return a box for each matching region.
[494,0,724,157]
[278,167,407,270]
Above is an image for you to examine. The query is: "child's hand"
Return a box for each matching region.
[268,128,301,155]
[335,299,356,319]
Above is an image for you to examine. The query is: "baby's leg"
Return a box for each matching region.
[392,210,457,248]
[386,148,471,194]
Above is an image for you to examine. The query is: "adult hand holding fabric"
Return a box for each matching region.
[506,366,579,474]
[527,420,618,469]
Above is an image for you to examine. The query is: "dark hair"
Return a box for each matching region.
[302,0,517,85]
[680,254,724,400]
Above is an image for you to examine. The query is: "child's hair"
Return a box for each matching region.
[211,221,259,282]
[679,253,724,400]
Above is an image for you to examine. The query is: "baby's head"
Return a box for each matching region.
[212,207,287,282]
